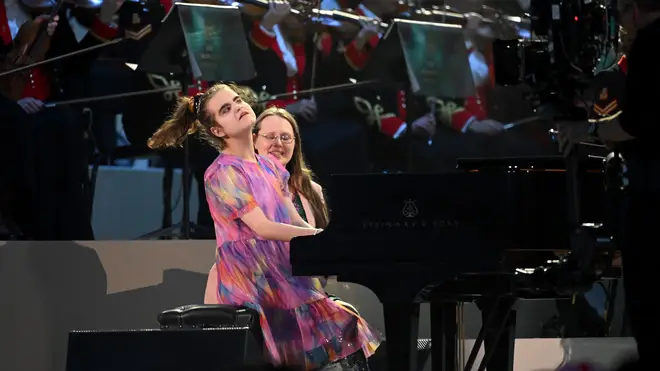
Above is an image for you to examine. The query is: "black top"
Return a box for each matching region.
[620,17,660,150]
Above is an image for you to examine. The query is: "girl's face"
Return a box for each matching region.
[205,87,256,139]
[254,115,296,165]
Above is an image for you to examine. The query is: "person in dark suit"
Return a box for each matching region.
[602,1,660,369]
[0,1,120,240]
[557,1,660,369]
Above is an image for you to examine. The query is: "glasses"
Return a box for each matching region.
[258,133,295,144]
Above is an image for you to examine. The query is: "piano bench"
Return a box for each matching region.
[327,294,361,316]
[158,304,259,329]
[66,328,266,371]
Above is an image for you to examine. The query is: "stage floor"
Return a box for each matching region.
[0,240,635,371]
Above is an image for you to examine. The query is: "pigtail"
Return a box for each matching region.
[147,96,199,149]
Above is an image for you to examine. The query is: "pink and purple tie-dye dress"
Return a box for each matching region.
[204,153,381,370]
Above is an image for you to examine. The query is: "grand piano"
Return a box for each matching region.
[290,153,620,371]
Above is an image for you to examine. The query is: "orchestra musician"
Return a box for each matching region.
[556,42,628,336]
[0,0,119,240]
[557,1,660,369]
[557,33,632,152]
[148,83,380,370]
[242,0,369,186]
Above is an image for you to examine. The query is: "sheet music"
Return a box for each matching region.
[177,4,255,82]
[398,19,475,98]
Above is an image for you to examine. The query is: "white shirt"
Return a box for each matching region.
[4,0,89,42]
[4,0,30,40]
[357,4,383,39]
[65,8,89,42]
[260,24,298,77]
[465,39,489,87]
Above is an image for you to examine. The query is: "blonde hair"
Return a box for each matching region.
[254,107,329,228]
[148,83,258,151]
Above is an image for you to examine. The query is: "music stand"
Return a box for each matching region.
[364,18,474,171]
[135,3,256,239]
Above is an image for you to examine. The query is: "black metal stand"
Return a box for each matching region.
[459,297,516,371]
[137,76,205,240]
[403,86,417,173]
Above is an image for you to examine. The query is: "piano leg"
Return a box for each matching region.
[430,301,457,371]
[382,303,421,371]
[477,297,517,371]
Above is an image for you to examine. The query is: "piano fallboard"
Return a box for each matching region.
[293,171,606,267]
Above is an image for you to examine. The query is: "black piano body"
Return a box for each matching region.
[290,155,616,371]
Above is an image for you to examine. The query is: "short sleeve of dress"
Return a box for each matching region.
[205,164,258,221]
[263,154,290,196]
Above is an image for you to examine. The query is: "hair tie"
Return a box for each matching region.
[187,94,203,119]
[193,94,203,118]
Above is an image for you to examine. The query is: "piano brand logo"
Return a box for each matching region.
[360,199,460,230]
[402,199,419,218]
[361,219,460,230]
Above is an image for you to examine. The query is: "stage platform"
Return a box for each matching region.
[0,240,635,371]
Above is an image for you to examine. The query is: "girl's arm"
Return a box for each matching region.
[206,163,319,242]
[283,196,314,228]
[241,207,319,241]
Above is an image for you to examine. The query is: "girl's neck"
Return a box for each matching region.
[223,137,257,162]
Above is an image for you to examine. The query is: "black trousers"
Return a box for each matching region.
[0,94,93,240]
[617,153,660,370]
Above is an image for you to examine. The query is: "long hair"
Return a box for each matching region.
[147,83,258,151]
[253,107,329,228]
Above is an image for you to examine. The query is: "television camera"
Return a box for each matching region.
[493,0,621,120]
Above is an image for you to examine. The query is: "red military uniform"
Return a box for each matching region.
[448,41,496,132]
[342,6,380,71]
[618,54,627,74]
[248,21,309,108]
[0,1,118,101]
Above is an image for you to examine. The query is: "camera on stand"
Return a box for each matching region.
[493,0,619,121]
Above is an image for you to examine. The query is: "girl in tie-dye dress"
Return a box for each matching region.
[147,83,381,371]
